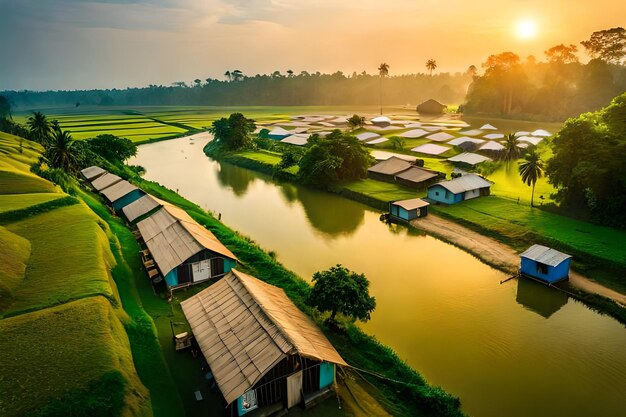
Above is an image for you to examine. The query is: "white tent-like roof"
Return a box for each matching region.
[181,269,347,405]
[531,129,552,137]
[421,126,444,132]
[404,122,422,128]
[371,116,391,124]
[281,134,309,146]
[356,132,381,142]
[411,143,450,155]
[426,132,454,142]
[520,244,571,266]
[517,136,544,146]
[515,131,530,137]
[431,174,492,194]
[447,152,492,165]
[483,133,504,140]
[480,124,497,130]
[399,129,429,138]
[371,150,416,162]
[480,141,505,151]
[268,127,291,137]
[448,136,485,146]
[459,129,484,136]
[365,137,389,145]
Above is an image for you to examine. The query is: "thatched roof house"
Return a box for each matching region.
[416,99,447,115]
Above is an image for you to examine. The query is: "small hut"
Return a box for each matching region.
[181,269,346,416]
[416,99,447,115]
[394,166,439,189]
[367,156,412,182]
[520,245,571,283]
[389,198,429,221]
[371,116,392,127]
[427,174,491,204]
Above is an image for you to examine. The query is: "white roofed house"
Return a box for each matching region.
[136,204,238,288]
[99,179,146,211]
[80,166,107,181]
[181,269,347,415]
[427,174,492,204]
[370,116,392,127]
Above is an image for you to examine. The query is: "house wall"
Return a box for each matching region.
[389,204,417,221]
[427,185,462,204]
[164,250,237,287]
[319,363,335,389]
[112,189,145,211]
[368,171,396,184]
[520,257,571,283]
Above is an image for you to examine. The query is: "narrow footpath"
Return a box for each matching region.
[411,214,626,306]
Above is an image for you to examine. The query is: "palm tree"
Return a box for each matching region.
[27,111,52,144]
[426,59,437,76]
[501,133,521,164]
[518,149,544,207]
[378,63,389,115]
[224,70,231,82]
[232,70,244,82]
[45,129,80,173]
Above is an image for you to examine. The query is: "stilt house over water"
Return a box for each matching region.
[181,269,347,416]
[520,244,572,284]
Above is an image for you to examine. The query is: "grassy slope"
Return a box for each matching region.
[0,193,63,213]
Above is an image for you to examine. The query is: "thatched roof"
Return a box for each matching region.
[368,156,412,175]
[137,205,236,276]
[181,269,346,405]
[416,99,447,114]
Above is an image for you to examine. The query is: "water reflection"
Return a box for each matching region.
[215,161,258,196]
[516,277,568,318]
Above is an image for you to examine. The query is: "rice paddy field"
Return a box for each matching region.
[0,132,151,417]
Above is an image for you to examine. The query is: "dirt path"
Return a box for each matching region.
[411,215,626,306]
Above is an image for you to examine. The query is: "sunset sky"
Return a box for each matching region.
[0,0,624,90]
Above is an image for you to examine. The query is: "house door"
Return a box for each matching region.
[191,259,211,282]
[286,371,303,408]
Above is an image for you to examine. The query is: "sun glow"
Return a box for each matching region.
[516,19,537,39]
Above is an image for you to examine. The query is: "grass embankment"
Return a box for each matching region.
[431,196,626,293]
[135,178,465,417]
[0,132,154,417]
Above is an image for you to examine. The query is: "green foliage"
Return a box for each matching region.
[388,135,406,150]
[0,95,11,119]
[546,92,626,226]
[208,113,256,150]
[308,264,376,322]
[27,112,53,145]
[518,149,544,206]
[500,133,521,163]
[253,134,275,151]
[30,161,80,194]
[87,134,137,162]
[276,147,303,170]
[0,195,78,225]
[347,114,365,130]
[297,130,374,188]
[43,129,81,173]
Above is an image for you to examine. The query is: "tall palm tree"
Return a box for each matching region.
[501,133,521,164]
[27,111,52,144]
[45,129,80,173]
[232,69,244,82]
[518,149,544,207]
[378,63,389,115]
[426,59,437,75]
[224,70,231,82]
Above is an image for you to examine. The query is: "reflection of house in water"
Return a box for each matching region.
[516,277,568,319]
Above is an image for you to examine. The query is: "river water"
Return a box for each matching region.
[130,136,626,417]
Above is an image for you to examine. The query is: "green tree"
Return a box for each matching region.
[347,114,365,130]
[500,133,521,164]
[44,129,81,173]
[224,70,232,82]
[297,131,374,188]
[388,136,406,150]
[209,113,256,150]
[87,134,137,162]
[518,149,544,207]
[0,95,11,120]
[308,264,376,323]
[378,62,389,115]
[426,59,437,75]
[580,27,626,65]
[27,111,53,144]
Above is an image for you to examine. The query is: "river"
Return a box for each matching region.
[130,136,626,417]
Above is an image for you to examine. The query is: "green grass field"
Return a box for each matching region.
[0,192,63,214]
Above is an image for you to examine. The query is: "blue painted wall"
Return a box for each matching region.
[163,254,237,287]
[427,185,462,204]
[319,362,335,389]
[112,189,145,211]
[521,257,571,283]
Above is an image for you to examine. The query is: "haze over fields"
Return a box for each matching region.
[0,0,624,90]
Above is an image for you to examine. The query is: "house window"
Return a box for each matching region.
[536,262,548,275]
[211,257,225,276]
[435,191,439,196]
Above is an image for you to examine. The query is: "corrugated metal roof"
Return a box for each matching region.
[392,198,430,210]
[520,244,571,266]
[81,166,106,180]
[447,152,492,165]
[122,194,170,222]
[99,180,139,203]
[395,166,438,183]
[91,173,123,191]
[137,205,237,276]
[368,156,412,175]
[181,269,347,405]
[430,174,491,194]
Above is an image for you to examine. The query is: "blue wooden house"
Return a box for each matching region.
[181,269,347,416]
[389,198,429,221]
[427,174,491,204]
[520,244,572,283]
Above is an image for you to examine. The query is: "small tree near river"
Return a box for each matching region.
[209,113,256,150]
[308,264,376,325]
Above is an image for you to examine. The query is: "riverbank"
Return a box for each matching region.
[203,143,626,324]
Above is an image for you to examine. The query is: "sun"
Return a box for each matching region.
[516,19,537,39]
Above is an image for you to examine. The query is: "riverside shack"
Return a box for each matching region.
[389,198,429,221]
[181,269,347,416]
[427,174,491,204]
[520,244,572,283]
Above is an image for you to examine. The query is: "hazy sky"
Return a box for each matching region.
[0,0,623,90]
